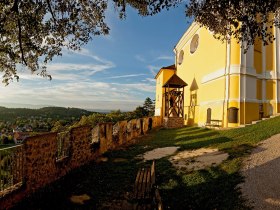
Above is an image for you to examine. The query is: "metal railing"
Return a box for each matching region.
[0,145,24,195]
[56,132,70,161]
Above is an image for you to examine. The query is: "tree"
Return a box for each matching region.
[132,106,148,118]
[1,0,280,84]
[186,0,280,49]
[143,97,155,117]
[0,0,179,84]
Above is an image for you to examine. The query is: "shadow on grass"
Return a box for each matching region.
[156,159,251,210]
[176,136,233,150]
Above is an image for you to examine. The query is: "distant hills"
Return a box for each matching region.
[0,106,94,122]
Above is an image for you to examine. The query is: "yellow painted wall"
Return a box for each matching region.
[175,24,228,126]
[229,75,239,99]
[240,102,259,124]
[158,19,279,127]
[231,38,241,65]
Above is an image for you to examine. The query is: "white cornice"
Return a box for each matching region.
[201,65,280,84]
[175,22,200,51]
[199,99,274,106]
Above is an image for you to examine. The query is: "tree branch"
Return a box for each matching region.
[17,18,27,66]
[46,0,57,23]
[12,0,28,66]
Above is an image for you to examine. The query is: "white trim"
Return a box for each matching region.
[155,108,161,116]
[201,69,225,83]
[275,27,279,112]
[241,74,246,101]
[262,79,267,103]
[200,99,274,106]
[201,65,280,85]
[225,41,231,101]
[175,22,200,51]
[246,45,254,68]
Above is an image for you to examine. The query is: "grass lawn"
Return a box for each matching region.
[12,116,280,210]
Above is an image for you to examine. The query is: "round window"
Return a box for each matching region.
[178,50,184,65]
[190,34,199,54]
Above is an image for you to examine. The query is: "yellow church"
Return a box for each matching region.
[155,21,280,128]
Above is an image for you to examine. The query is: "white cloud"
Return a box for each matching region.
[107,74,146,79]
[0,46,156,111]
[71,48,114,65]
[155,55,174,61]
[144,78,156,83]
[135,55,146,62]
[147,65,160,76]
[0,79,155,110]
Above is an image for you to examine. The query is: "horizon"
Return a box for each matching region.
[0,102,130,112]
[0,3,190,111]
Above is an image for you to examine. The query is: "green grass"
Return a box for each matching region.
[12,116,280,210]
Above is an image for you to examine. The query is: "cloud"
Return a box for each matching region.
[0,47,156,111]
[0,79,155,110]
[16,62,115,82]
[113,83,155,93]
[155,55,174,61]
[144,78,156,83]
[135,55,146,62]
[107,74,146,79]
[147,65,160,76]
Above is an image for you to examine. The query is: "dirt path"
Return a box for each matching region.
[241,133,280,209]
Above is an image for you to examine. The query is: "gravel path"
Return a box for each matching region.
[241,133,280,209]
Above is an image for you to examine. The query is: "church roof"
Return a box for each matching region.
[154,64,176,79]
[163,74,188,88]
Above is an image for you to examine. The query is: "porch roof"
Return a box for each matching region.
[163,74,188,88]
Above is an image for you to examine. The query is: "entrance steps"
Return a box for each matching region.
[239,113,280,128]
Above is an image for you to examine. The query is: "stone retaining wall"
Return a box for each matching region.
[163,117,184,128]
[0,116,162,209]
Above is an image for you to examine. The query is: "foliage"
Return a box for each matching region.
[2,0,278,83]
[0,106,92,122]
[132,106,148,119]
[72,98,155,128]
[131,97,155,118]
[143,97,155,116]
[0,0,180,84]
[72,110,133,128]
[0,106,93,133]
[0,135,10,144]
[186,0,280,49]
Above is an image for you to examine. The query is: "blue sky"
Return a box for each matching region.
[0,3,190,111]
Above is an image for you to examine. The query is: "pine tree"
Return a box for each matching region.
[143,97,155,117]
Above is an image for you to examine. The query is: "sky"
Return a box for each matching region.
[0,3,191,111]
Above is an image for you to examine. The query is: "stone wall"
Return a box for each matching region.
[163,117,184,128]
[0,116,162,209]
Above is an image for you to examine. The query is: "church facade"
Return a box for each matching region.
[155,21,280,128]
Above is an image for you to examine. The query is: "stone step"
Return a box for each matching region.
[251,120,261,124]
[238,125,246,128]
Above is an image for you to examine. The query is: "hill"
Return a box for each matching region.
[0,106,93,122]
